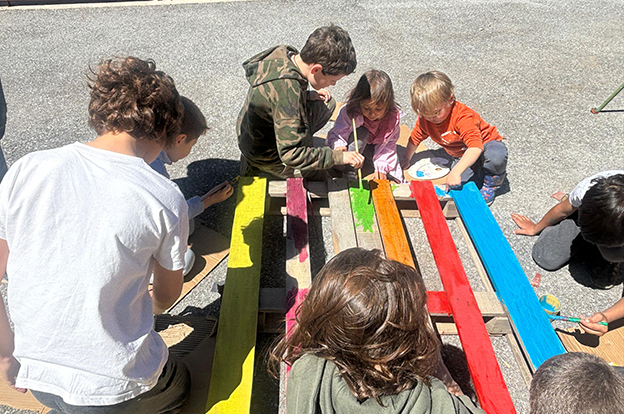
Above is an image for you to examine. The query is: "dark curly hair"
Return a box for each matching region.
[269,248,439,404]
[578,174,624,246]
[300,24,357,76]
[87,57,183,147]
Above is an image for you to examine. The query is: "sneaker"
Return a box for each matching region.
[183,248,196,277]
[480,173,506,206]
[589,262,624,290]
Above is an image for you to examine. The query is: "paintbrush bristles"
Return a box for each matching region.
[352,118,363,189]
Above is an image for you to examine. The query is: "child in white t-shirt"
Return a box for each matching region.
[0,57,191,413]
[150,96,233,276]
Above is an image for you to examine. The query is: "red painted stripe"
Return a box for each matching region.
[426,291,453,315]
[411,181,516,414]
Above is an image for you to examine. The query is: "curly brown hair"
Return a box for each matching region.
[269,248,439,404]
[87,57,183,146]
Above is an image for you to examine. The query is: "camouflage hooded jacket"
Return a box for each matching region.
[237,45,342,172]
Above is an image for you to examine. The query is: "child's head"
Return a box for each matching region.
[271,248,439,403]
[299,24,357,89]
[88,57,183,147]
[410,71,455,124]
[529,352,624,414]
[346,69,397,121]
[578,174,624,249]
[165,96,208,162]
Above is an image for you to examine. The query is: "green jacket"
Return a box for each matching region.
[237,45,342,172]
[287,355,486,414]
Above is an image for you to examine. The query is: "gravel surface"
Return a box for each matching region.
[1,0,624,413]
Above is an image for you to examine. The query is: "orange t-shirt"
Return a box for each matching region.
[409,101,504,158]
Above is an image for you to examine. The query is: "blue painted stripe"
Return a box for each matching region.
[451,182,565,369]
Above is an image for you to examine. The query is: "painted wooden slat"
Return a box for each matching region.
[285,178,311,337]
[411,180,515,414]
[450,182,566,369]
[370,180,415,267]
[205,177,267,414]
[326,178,357,253]
[349,180,383,250]
[426,291,453,315]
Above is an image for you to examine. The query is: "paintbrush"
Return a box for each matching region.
[547,314,608,326]
[202,176,239,199]
[351,118,363,189]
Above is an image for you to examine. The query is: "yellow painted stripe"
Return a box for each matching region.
[206,177,267,414]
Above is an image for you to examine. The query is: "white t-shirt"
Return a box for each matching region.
[569,170,624,208]
[0,143,188,406]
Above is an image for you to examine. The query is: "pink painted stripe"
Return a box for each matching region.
[286,178,309,263]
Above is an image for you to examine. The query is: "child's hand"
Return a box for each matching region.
[445,171,462,191]
[510,213,539,236]
[0,356,26,393]
[579,312,609,336]
[372,171,387,180]
[202,181,234,209]
[309,89,331,102]
[343,151,365,169]
[335,146,347,152]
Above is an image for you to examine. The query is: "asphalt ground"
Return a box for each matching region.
[1,0,624,413]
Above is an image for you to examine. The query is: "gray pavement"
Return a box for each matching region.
[1,0,624,413]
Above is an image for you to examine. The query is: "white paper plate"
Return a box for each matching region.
[408,157,450,180]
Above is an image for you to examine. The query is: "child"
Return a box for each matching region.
[150,96,233,275]
[529,352,624,414]
[0,57,191,412]
[400,71,508,204]
[580,297,624,337]
[511,171,624,289]
[326,69,404,182]
[270,248,483,413]
[237,24,364,180]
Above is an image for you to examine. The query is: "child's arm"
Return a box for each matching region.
[400,121,427,169]
[0,239,25,393]
[326,105,351,151]
[400,141,419,169]
[445,147,482,190]
[201,181,234,210]
[511,198,577,236]
[372,123,401,180]
[580,297,624,336]
[151,261,184,315]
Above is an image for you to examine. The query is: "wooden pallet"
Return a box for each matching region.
[212,177,567,414]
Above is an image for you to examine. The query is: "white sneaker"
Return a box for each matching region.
[183,249,196,277]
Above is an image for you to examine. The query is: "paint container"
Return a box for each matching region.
[538,294,561,315]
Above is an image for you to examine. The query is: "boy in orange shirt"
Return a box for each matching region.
[400,71,508,204]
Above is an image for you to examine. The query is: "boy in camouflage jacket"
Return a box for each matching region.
[237,25,364,179]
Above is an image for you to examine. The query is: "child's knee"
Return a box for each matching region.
[483,141,508,174]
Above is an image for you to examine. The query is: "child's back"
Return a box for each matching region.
[0,57,191,412]
[271,248,484,414]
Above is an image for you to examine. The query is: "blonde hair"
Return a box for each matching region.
[410,71,454,116]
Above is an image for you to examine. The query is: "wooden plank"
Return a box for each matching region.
[450,182,566,370]
[205,177,267,414]
[557,326,624,366]
[455,217,494,294]
[269,180,453,202]
[326,178,357,253]
[349,180,383,250]
[167,225,230,311]
[411,180,515,414]
[427,291,505,317]
[370,180,415,267]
